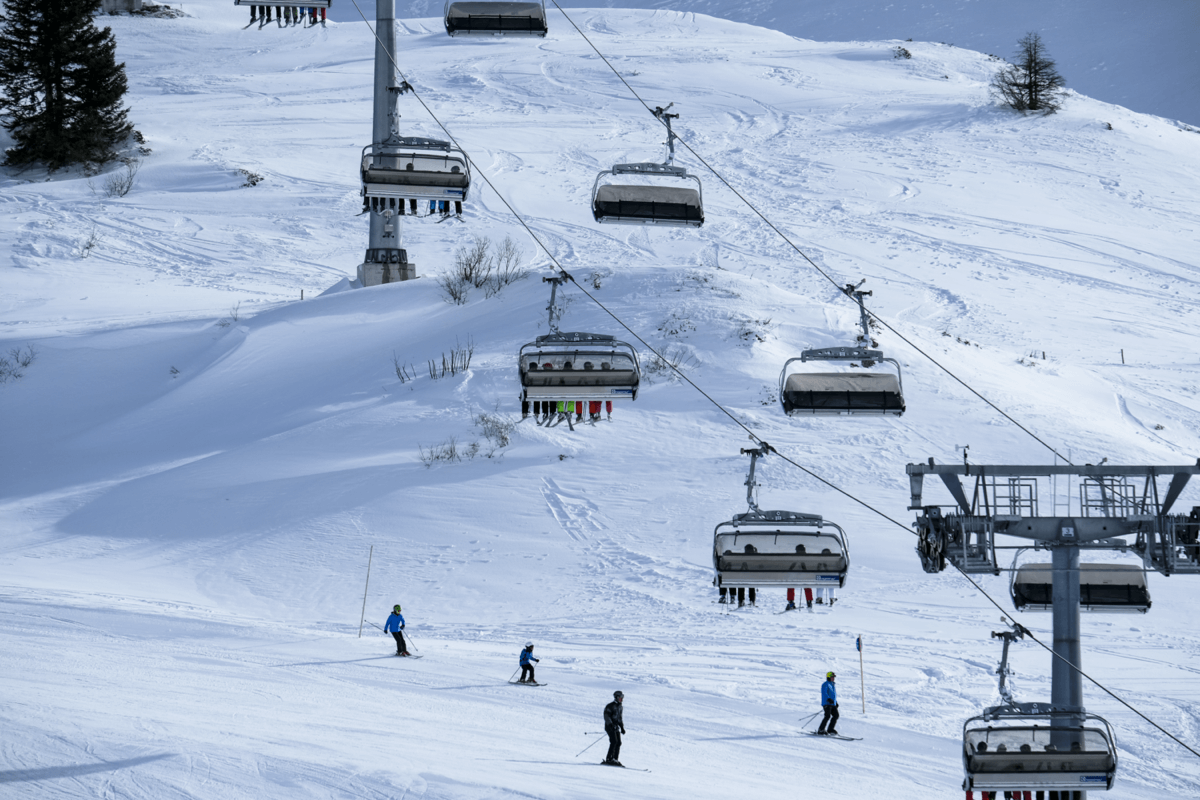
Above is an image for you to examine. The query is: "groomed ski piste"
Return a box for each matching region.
[3,3,1200,799]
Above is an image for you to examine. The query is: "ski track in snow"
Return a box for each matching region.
[1,4,1199,799]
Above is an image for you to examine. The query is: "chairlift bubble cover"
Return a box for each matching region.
[445,1,548,36]
[591,162,704,227]
[1011,563,1150,613]
[593,185,703,226]
[782,371,904,416]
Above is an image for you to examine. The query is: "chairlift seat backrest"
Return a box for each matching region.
[445,1,548,36]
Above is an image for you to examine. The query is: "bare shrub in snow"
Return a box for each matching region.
[428,336,474,379]
[643,346,697,383]
[437,272,470,305]
[392,352,416,384]
[990,32,1066,113]
[485,236,527,298]
[215,301,242,328]
[894,46,912,60]
[76,225,101,258]
[104,158,140,197]
[419,437,461,467]
[455,236,492,288]
[476,411,516,456]
[733,315,774,344]
[439,236,528,303]
[0,345,37,384]
[239,168,263,187]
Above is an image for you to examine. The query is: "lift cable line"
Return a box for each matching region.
[345,4,1199,762]
[547,0,1070,465]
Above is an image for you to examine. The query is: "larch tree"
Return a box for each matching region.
[0,0,133,170]
[990,31,1067,114]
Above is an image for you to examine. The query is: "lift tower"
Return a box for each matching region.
[357,0,415,286]
[906,459,1200,797]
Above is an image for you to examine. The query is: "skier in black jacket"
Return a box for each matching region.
[603,690,626,765]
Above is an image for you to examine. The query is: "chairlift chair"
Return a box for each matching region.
[1011,563,1151,613]
[518,277,641,405]
[361,137,471,214]
[713,512,849,589]
[235,0,330,7]
[444,1,548,37]
[780,282,905,416]
[712,446,850,590]
[591,104,704,227]
[963,706,1118,793]
[519,333,641,403]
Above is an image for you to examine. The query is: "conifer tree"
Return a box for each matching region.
[0,0,133,170]
[990,32,1067,114]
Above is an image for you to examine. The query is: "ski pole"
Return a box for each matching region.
[799,711,821,727]
[575,734,606,758]
[365,621,384,632]
[509,667,521,683]
[402,631,419,652]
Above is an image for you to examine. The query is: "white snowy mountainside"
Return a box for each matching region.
[560,0,1200,126]
[1,4,1198,800]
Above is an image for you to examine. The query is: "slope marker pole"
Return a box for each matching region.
[858,635,866,715]
[358,545,374,638]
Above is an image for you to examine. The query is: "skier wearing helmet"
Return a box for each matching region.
[519,642,540,683]
[816,671,839,735]
[384,605,409,656]
[603,690,626,766]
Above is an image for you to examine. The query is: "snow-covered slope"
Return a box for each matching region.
[2,4,1199,798]
[563,0,1200,126]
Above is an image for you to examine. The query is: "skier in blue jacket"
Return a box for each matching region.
[518,642,540,683]
[384,605,410,656]
[816,671,839,735]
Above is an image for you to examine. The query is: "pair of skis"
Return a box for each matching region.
[508,679,547,686]
[808,733,860,741]
[598,762,649,772]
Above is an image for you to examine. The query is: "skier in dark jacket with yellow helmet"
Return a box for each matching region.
[816,671,839,735]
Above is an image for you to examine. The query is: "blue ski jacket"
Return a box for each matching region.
[822,679,837,706]
[384,612,405,633]
[520,649,539,666]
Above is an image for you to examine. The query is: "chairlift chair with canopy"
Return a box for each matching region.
[361,137,471,216]
[962,621,1118,796]
[592,104,704,227]
[712,446,850,591]
[518,277,641,407]
[963,706,1118,794]
[235,0,331,8]
[1011,563,1150,613]
[444,1,548,36]
[779,281,905,416]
